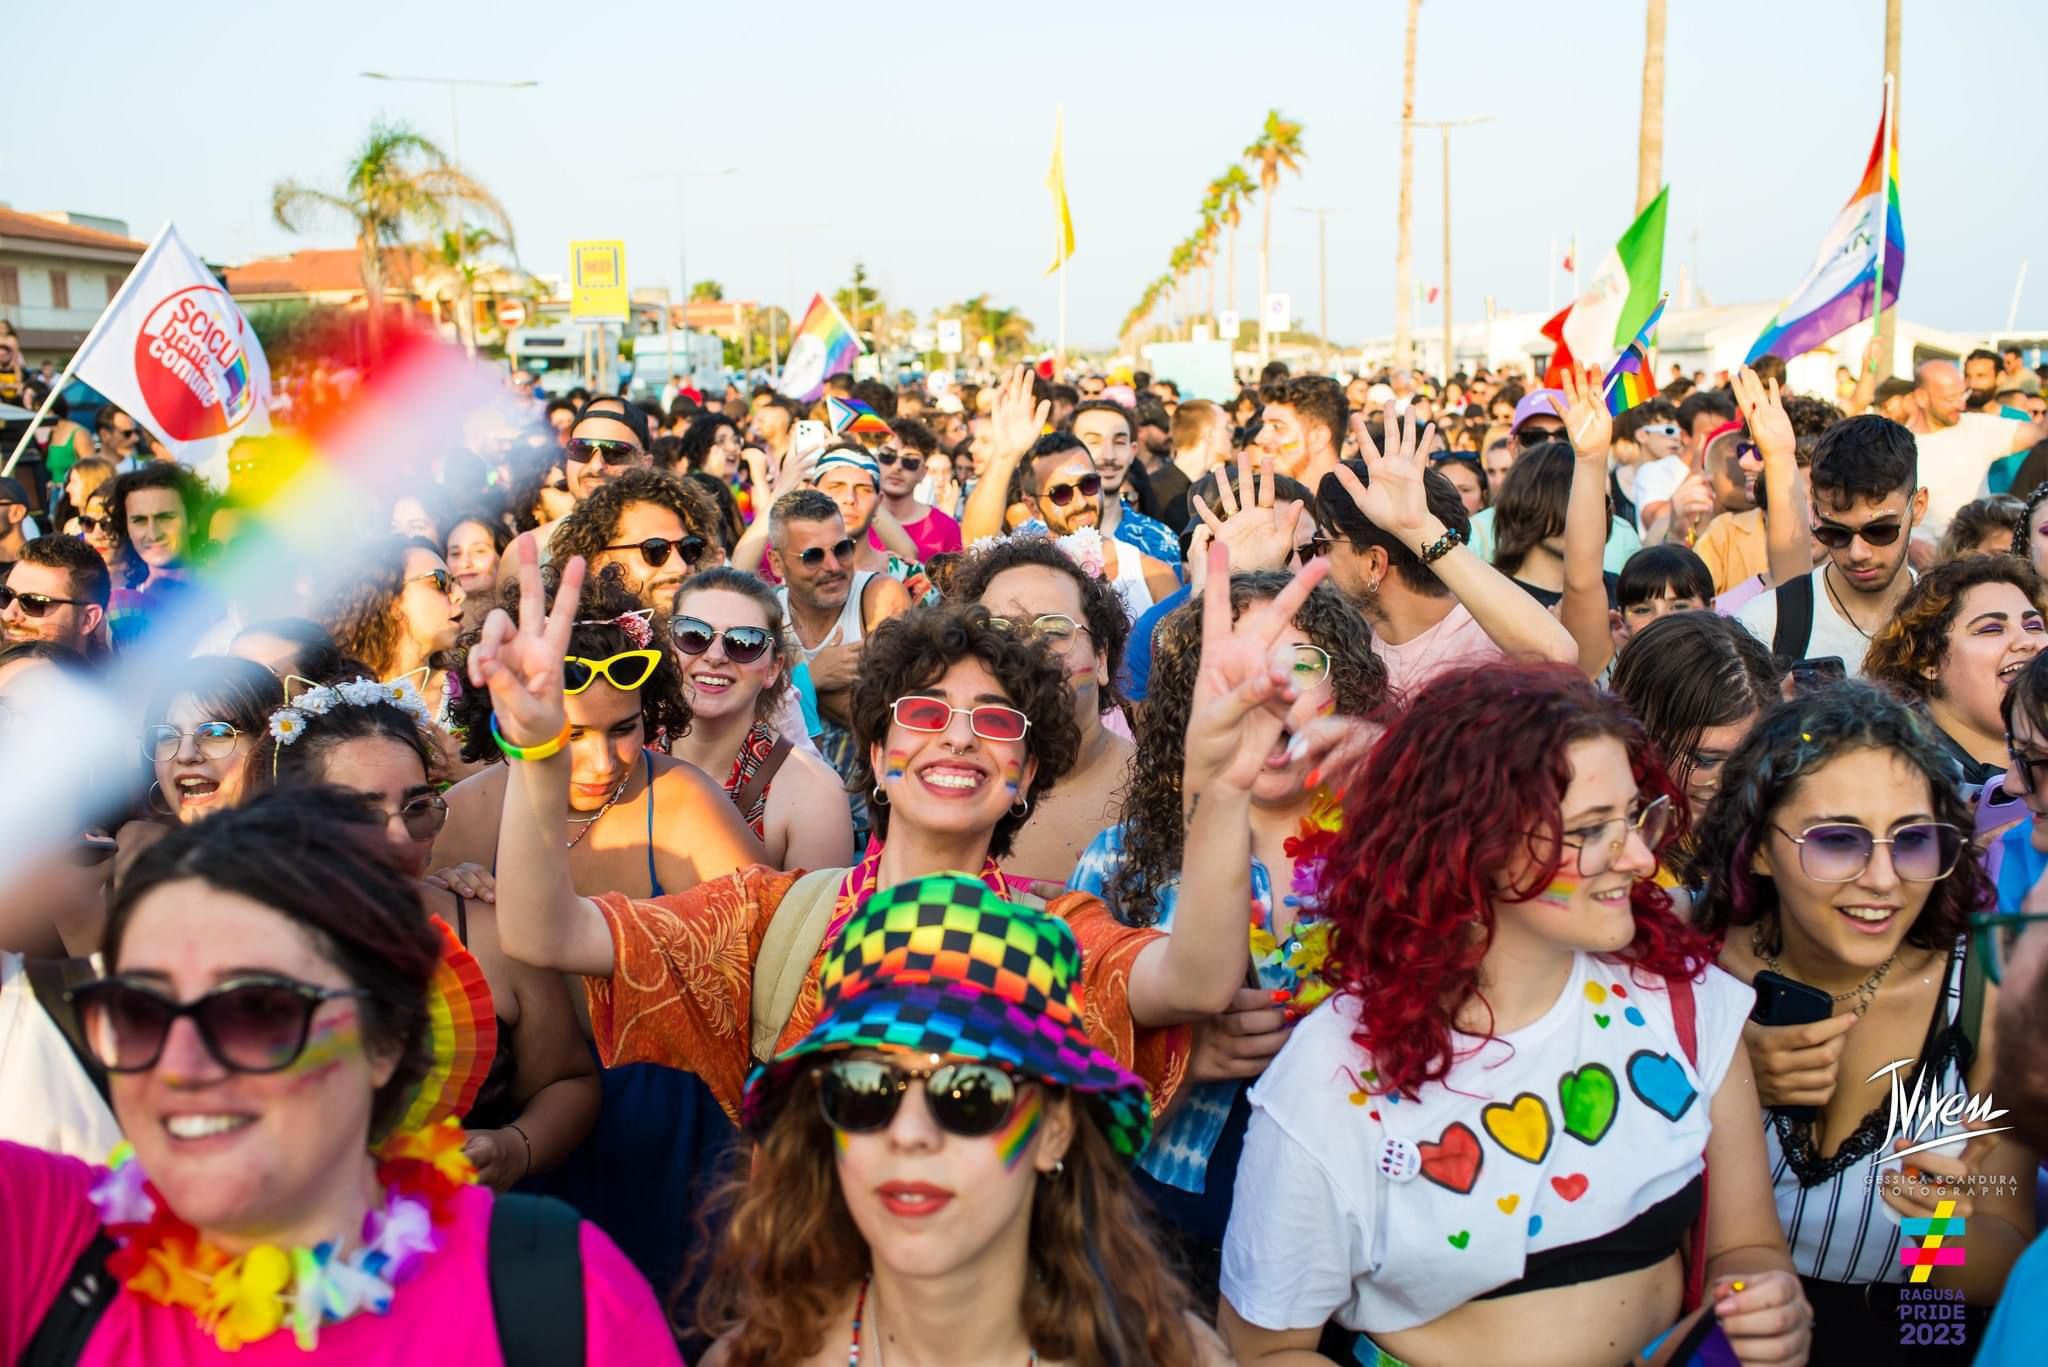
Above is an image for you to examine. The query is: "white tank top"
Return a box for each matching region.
[780,570,877,659]
[1106,541,1154,623]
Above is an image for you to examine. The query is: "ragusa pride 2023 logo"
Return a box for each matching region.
[132,286,256,441]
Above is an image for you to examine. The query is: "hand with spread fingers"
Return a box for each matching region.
[1181,541,1332,796]
[1549,363,1613,458]
[1192,449,1305,574]
[467,538,585,749]
[987,363,1051,467]
[1334,402,1439,543]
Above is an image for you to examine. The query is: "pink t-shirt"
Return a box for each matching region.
[870,504,963,562]
[1370,601,1503,704]
[0,1142,683,1366]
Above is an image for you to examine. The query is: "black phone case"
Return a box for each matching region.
[1751,970,1834,1123]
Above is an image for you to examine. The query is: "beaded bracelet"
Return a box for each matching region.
[1418,526,1466,565]
[490,715,571,762]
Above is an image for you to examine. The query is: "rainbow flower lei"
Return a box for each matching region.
[1248,785,1344,1010]
[86,1118,478,1352]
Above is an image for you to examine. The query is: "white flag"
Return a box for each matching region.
[72,223,271,486]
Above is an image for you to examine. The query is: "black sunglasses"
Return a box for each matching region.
[797,537,857,568]
[603,535,706,570]
[671,615,774,663]
[403,568,453,595]
[565,437,644,467]
[76,515,108,532]
[1812,519,1904,549]
[0,585,90,617]
[813,1057,1029,1137]
[1041,473,1102,507]
[872,448,908,468]
[69,976,369,1075]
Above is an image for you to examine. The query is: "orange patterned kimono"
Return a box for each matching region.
[583,866,1191,1124]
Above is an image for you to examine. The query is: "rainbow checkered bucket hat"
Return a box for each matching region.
[741,873,1153,1161]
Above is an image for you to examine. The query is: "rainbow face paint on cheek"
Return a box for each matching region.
[992,1088,1043,1172]
[1002,759,1022,800]
[884,749,909,782]
[833,1127,850,1158]
[1537,876,1580,908]
[280,1008,360,1088]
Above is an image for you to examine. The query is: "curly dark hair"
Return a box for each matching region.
[1862,553,2047,703]
[550,466,722,572]
[313,535,441,679]
[849,603,1080,860]
[678,413,741,470]
[946,536,1132,716]
[108,785,443,1141]
[448,570,693,763]
[1937,496,2025,564]
[108,462,213,588]
[684,470,746,552]
[1685,680,1989,955]
[1108,573,1386,927]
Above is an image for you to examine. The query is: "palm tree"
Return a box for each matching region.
[1197,205,1221,326]
[1169,241,1195,339]
[1210,166,1255,325]
[1637,0,1666,213]
[425,223,511,356]
[1243,110,1306,362]
[272,119,508,356]
[957,294,1035,362]
[1395,0,1422,367]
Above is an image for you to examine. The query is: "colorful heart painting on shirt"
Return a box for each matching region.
[1627,1050,1699,1122]
[1481,1093,1554,1164]
[1418,1121,1485,1195]
[1558,1063,1618,1144]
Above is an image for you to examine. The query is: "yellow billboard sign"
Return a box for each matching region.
[569,240,628,319]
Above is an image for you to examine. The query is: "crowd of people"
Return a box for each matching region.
[6,323,2048,1366]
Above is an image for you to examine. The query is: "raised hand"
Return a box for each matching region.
[467,537,585,748]
[1182,540,1332,796]
[987,363,1051,466]
[1550,363,1613,456]
[1335,402,1438,541]
[1731,367,1794,464]
[1191,449,1306,574]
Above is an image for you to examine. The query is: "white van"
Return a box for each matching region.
[628,331,728,404]
[507,323,624,396]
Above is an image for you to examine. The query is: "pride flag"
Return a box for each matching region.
[779,293,864,403]
[1561,187,1667,372]
[1746,91,1903,363]
[1603,296,1665,417]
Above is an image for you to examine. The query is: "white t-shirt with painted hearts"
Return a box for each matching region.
[1219,952,1752,1336]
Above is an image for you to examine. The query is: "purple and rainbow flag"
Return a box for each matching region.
[1746,91,1904,363]
[1602,295,1665,417]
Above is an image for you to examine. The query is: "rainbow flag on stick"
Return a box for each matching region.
[1602,295,1665,417]
[778,292,864,403]
[1746,83,1904,363]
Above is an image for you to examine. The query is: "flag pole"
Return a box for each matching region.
[4,221,173,477]
[1054,106,1068,380]
[1869,72,1896,372]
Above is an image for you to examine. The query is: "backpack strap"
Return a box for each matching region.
[488,1194,586,1367]
[1957,935,1989,1076]
[19,1231,119,1367]
[730,735,794,819]
[23,957,109,1109]
[1771,571,1816,665]
[1667,971,1711,1314]
[750,868,848,1064]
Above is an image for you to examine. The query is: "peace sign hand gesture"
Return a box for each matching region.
[1334,402,1438,541]
[1181,540,1333,796]
[467,537,586,748]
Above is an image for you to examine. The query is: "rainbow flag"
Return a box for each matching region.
[1603,296,1665,417]
[1746,90,1904,363]
[827,395,891,437]
[779,292,864,403]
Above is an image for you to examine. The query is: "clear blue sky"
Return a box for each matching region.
[11,0,2034,350]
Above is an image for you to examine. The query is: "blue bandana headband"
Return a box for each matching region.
[813,450,881,487]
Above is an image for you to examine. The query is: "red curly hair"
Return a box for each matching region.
[1322,662,1715,1100]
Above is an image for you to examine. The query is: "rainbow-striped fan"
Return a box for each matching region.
[394,915,498,1132]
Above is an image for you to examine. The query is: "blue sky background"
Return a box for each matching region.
[8,0,2035,349]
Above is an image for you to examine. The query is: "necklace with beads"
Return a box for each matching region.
[849,1276,1037,1366]
[1751,920,1898,1016]
[565,770,632,849]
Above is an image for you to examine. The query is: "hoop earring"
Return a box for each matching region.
[871,783,890,806]
[146,782,174,819]
[1009,795,1030,818]
[1040,1159,1065,1179]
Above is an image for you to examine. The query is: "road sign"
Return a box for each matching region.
[570,240,629,320]
[937,318,964,354]
[1262,293,1291,333]
[1216,310,1241,340]
[496,297,529,331]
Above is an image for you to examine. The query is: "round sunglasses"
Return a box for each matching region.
[1768,820,1962,883]
[374,791,450,841]
[69,976,369,1075]
[987,613,1091,654]
[671,615,773,663]
[813,1057,1028,1137]
[796,537,857,568]
[146,720,243,762]
[603,535,705,570]
[1040,473,1102,507]
[563,649,664,695]
[889,695,1030,742]
[0,585,92,618]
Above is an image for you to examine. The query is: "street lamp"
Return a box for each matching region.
[1399,115,1493,378]
[1296,206,1340,374]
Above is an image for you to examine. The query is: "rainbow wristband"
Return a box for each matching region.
[490,715,571,762]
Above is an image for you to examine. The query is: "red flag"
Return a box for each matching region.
[1424,285,1440,304]
[1561,250,1576,272]
[1540,303,1577,389]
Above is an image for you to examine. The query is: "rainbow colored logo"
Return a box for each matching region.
[1899,1199,1966,1282]
[218,343,253,424]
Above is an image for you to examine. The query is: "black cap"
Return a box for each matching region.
[0,476,30,506]
[572,399,651,450]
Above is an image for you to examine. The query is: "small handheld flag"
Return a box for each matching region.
[1602,295,1667,418]
[827,396,892,437]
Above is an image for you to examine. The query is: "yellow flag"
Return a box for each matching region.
[1045,109,1074,276]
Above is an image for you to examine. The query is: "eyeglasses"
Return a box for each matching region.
[564,437,643,467]
[889,695,1031,742]
[1968,910,2048,986]
[1811,519,1904,549]
[2006,738,2048,795]
[671,615,773,663]
[813,1057,1028,1137]
[872,448,907,468]
[796,537,857,568]
[1040,473,1102,507]
[987,613,1092,653]
[146,721,244,761]
[374,791,449,841]
[1517,424,1569,447]
[1283,643,1333,690]
[404,568,453,595]
[0,586,90,617]
[69,976,370,1075]
[563,649,664,695]
[1555,795,1673,877]
[1768,821,1963,882]
[602,535,705,570]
